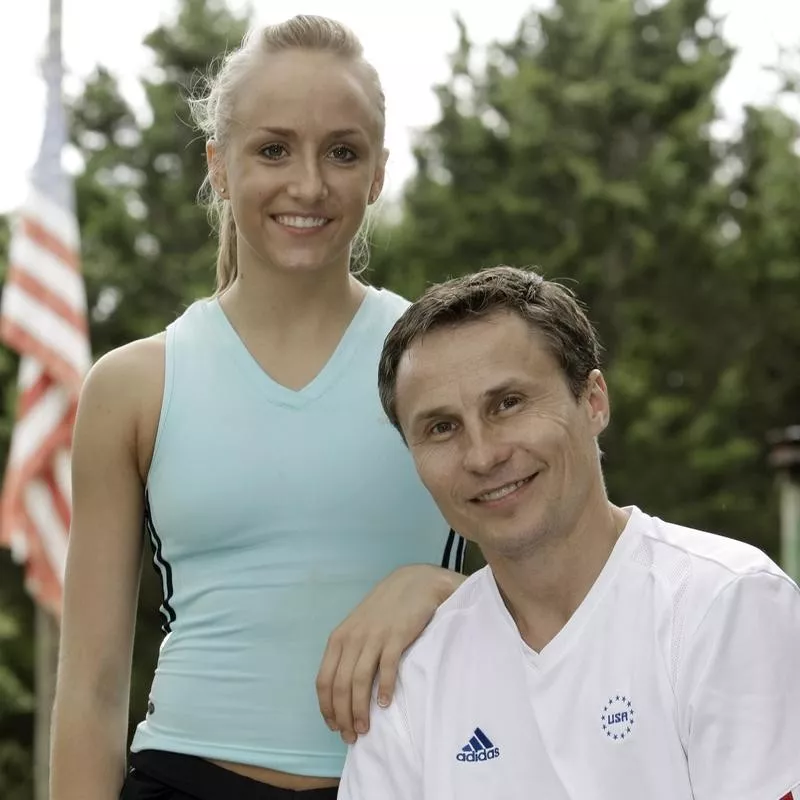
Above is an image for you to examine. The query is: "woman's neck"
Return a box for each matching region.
[220,259,364,340]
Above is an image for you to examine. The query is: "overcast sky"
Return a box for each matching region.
[2,0,799,212]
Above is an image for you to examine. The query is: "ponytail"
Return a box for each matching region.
[215,201,238,294]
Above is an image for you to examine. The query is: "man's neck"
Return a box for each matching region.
[488,498,630,653]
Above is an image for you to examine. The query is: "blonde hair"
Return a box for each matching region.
[189,15,386,294]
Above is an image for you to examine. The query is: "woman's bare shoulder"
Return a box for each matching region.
[78,333,167,479]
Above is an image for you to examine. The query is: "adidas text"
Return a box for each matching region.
[456,747,501,762]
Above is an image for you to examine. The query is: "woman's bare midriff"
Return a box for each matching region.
[208,759,340,790]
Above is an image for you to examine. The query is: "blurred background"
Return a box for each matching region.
[2,0,800,796]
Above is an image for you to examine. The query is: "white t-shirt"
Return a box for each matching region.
[340,507,800,800]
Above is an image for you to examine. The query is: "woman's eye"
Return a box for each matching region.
[261,143,287,160]
[329,145,357,162]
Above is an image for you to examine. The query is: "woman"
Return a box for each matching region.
[51,15,462,800]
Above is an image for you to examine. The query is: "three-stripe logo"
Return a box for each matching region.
[456,727,501,762]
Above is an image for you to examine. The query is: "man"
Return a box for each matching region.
[339,266,800,800]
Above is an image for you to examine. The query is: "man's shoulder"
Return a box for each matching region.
[642,510,784,581]
[401,567,501,669]
[634,508,796,627]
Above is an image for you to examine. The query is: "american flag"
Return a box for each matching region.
[781,790,800,799]
[0,0,91,617]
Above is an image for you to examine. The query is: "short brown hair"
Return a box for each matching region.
[378,266,603,431]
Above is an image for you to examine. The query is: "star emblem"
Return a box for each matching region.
[601,694,636,742]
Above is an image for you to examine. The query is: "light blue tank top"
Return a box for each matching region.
[130,286,451,777]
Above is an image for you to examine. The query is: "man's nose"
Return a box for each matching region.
[462,425,513,475]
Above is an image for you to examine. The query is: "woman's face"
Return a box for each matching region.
[210,49,387,278]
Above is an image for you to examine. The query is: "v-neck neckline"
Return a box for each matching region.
[205,284,380,408]
[486,506,643,672]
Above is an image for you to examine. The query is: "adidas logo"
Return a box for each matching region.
[456,727,501,762]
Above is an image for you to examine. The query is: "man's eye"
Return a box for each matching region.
[430,421,454,437]
[499,395,522,411]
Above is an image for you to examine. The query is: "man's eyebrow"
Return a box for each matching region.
[409,405,453,430]
[408,382,526,428]
[480,381,521,403]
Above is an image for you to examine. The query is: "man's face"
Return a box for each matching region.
[394,311,610,559]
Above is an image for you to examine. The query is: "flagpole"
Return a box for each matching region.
[34,1,65,798]
[35,607,58,800]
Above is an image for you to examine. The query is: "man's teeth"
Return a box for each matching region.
[275,215,328,228]
[477,478,529,502]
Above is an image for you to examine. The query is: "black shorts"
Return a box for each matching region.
[120,750,339,800]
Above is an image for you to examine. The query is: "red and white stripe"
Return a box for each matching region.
[780,789,800,800]
[0,183,90,617]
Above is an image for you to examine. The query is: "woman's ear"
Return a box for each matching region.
[368,148,389,205]
[206,139,228,198]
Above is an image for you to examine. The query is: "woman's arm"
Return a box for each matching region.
[316,564,465,744]
[50,339,163,800]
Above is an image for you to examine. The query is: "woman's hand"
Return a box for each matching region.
[316,564,465,744]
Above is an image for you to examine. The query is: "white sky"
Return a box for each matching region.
[1,0,799,213]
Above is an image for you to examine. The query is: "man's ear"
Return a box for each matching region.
[585,369,610,436]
